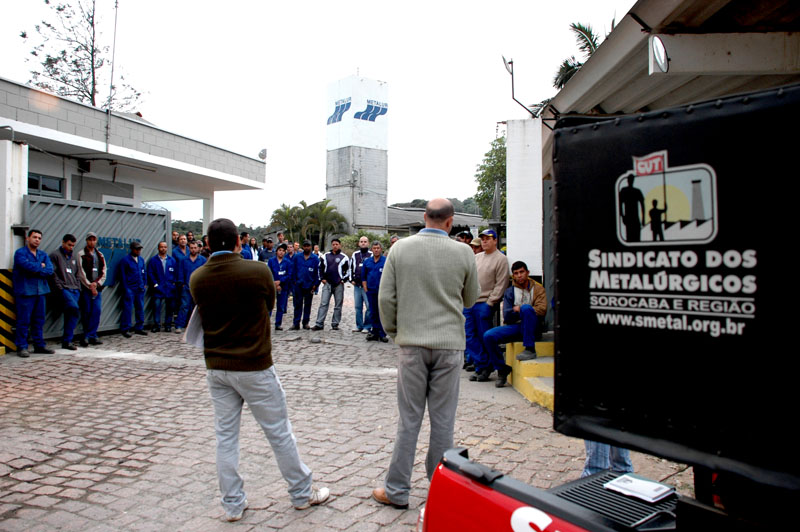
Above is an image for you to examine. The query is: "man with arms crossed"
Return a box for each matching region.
[373,198,479,508]
[190,219,328,522]
[13,229,55,357]
[77,232,105,346]
[49,234,82,350]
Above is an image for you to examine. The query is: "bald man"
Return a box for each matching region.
[373,198,479,509]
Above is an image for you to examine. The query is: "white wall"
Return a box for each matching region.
[0,140,28,268]
[506,118,543,275]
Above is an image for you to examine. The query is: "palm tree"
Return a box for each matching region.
[270,203,303,242]
[552,22,607,89]
[305,199,348,247]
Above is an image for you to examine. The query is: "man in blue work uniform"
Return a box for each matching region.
[119,241,148,338]
[291,240,319,330]
[175,240,206,333]
[259,237,276,262]
[146,241,178,332]
[49,234,82,350]
[77,232,106,346]
[12,229,55,358]
[172,234,189,324]
[350,236,372,333]
[268,243,294,330]
[362,241,388,342]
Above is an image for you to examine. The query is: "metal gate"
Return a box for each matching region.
[21,195,170,340]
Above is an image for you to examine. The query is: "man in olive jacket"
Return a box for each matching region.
[189,218,328,522]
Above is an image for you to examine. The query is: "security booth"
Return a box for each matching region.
[1,77,266,350]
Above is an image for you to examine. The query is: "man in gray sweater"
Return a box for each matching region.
[373,198,479,509]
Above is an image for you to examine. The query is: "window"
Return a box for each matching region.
[28,173,65,198]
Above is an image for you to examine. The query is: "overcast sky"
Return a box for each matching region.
[1,0,636,226]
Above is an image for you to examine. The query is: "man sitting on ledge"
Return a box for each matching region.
[483,261,547,387]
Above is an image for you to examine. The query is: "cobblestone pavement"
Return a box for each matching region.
[1,286,694,531]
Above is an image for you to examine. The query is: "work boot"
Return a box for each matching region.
[516,347,537,361]
[495,364,512,388]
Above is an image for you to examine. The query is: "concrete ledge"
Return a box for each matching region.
[506,341,555,411]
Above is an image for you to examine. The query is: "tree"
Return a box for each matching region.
[474,136,506,221]
[304,199,348,247]
[553,22,610,89]
[270,203,304,243]
[21,0,142,110]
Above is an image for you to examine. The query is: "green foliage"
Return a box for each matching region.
[339,231,391,257]
[172,220,203,237]
[270,199,347,246]
[473,136,506,221]
[552,22,605,90]
[21,0,141,110]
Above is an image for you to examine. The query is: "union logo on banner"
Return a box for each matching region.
[633,150,667,176]
[615,150,718,246]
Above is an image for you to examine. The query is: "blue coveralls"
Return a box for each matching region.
[119,254,147,333]
[292,252,320,327]
[176,254,206,327]
[483,285,541,371]
[268,256,294,327]
[146,254,178,328]
[172,246,189,322]
[12,246,53,350]
[362,255,387,338]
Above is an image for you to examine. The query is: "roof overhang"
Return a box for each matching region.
[540,0,800,178]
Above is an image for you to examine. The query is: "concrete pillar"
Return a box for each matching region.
[506,119,543,275]
[202,196,214,234]
[0,140,29,269]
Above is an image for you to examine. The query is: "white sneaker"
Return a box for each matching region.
[226,501,248,522]
[174,327,183,334]
[360,329,369,334]
[294,487,330,510]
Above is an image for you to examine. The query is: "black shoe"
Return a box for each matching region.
[79,338,89,347]
[151,326,160,333]
[17,349,30,358]
[61,342,78,351]
[463,362,475,372]
[469,369,491,382]
[88,338,103,345]
[164,326,172,333]
[122,331,132,338]
[495,365,512,388]
[311,325,323,331]
[290,325,300,331]
[302,323,311,330]
[134,330,148,336]
[366,333,379,341]
[33,346,56,354]
[275,326,283,331]
[331,325,339,331]
[379,337,388,343]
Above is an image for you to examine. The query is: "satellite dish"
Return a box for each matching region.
[258,149,267,160]
[651,36,669,73]
[502,56,513,75]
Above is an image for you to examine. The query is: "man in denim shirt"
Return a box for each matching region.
[12,229,55,358]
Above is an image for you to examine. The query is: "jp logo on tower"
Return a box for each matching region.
[615,150,718,246]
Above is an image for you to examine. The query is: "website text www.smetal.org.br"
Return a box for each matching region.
[594,312,746,337]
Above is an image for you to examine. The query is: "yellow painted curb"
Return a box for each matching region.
[506,342,555,410]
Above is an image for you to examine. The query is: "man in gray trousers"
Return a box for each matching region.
[373,198,479,508]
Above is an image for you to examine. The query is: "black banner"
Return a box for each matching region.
[553,84,800,489]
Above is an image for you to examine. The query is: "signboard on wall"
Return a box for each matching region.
[326,75,388,151]
[552,84,800,489]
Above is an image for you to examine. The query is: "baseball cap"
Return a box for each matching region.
[479,229,498,239]
[130,241,143,250]
[86,231,97,240]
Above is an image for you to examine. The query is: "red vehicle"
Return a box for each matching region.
[421,84,800,531]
